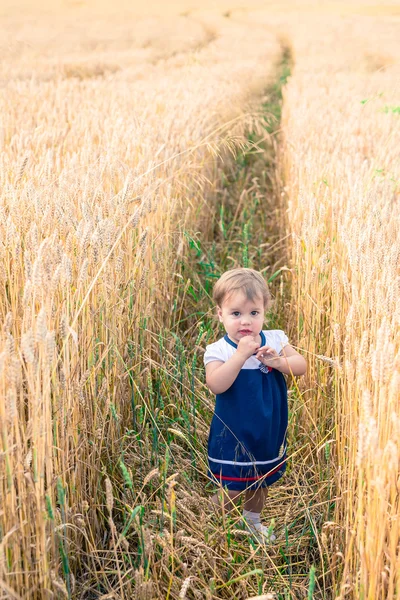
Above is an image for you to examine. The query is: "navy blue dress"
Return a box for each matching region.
[204,330,289,491]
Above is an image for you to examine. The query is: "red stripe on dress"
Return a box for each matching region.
[211,463,283,482]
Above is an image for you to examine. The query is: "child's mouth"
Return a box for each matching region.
[239,329,252,334]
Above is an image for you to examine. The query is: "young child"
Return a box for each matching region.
[204,268,307,542]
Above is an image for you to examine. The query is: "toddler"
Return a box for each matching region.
[204,268,307,542]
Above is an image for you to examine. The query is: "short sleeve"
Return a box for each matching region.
[274,330,289,354]
[203,341,226,366]
[263,329,289,354]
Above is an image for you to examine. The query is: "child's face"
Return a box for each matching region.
[217,290,265,344]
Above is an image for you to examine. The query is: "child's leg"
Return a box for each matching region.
[211,488,242,512]
[243,487,268,513]
[242,487,276,542]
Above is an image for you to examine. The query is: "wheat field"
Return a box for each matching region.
[0,1,399,599]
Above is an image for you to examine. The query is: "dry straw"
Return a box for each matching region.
[275,13,400,599]
[0,3,280,597]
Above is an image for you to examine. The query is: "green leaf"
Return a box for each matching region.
[267,268,284,283]
[216,568,263,589]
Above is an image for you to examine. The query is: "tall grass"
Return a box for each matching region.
[2,2,399,598]
[0,5,283,598]
[276,14,400,600]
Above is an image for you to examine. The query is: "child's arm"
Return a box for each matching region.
[206,336,260,394]
[256,344,307,376]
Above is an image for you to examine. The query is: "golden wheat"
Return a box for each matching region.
[1,1,399,598]
[275,14,400,600]
[0,3,281,597]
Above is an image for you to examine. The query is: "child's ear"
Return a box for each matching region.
[217,306,223,322]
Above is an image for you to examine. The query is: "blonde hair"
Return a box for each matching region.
[213,268,271,309]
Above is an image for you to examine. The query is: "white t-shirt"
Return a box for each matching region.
[204,329,289,369]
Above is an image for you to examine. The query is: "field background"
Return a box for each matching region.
[0,1,399,599]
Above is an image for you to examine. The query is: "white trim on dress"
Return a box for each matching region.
[208,446,286,466]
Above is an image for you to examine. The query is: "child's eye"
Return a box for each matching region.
[232,311,240,316]
[251,311,259,316]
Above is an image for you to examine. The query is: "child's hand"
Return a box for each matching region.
[237,336,260,359]
[256,346,282,369]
